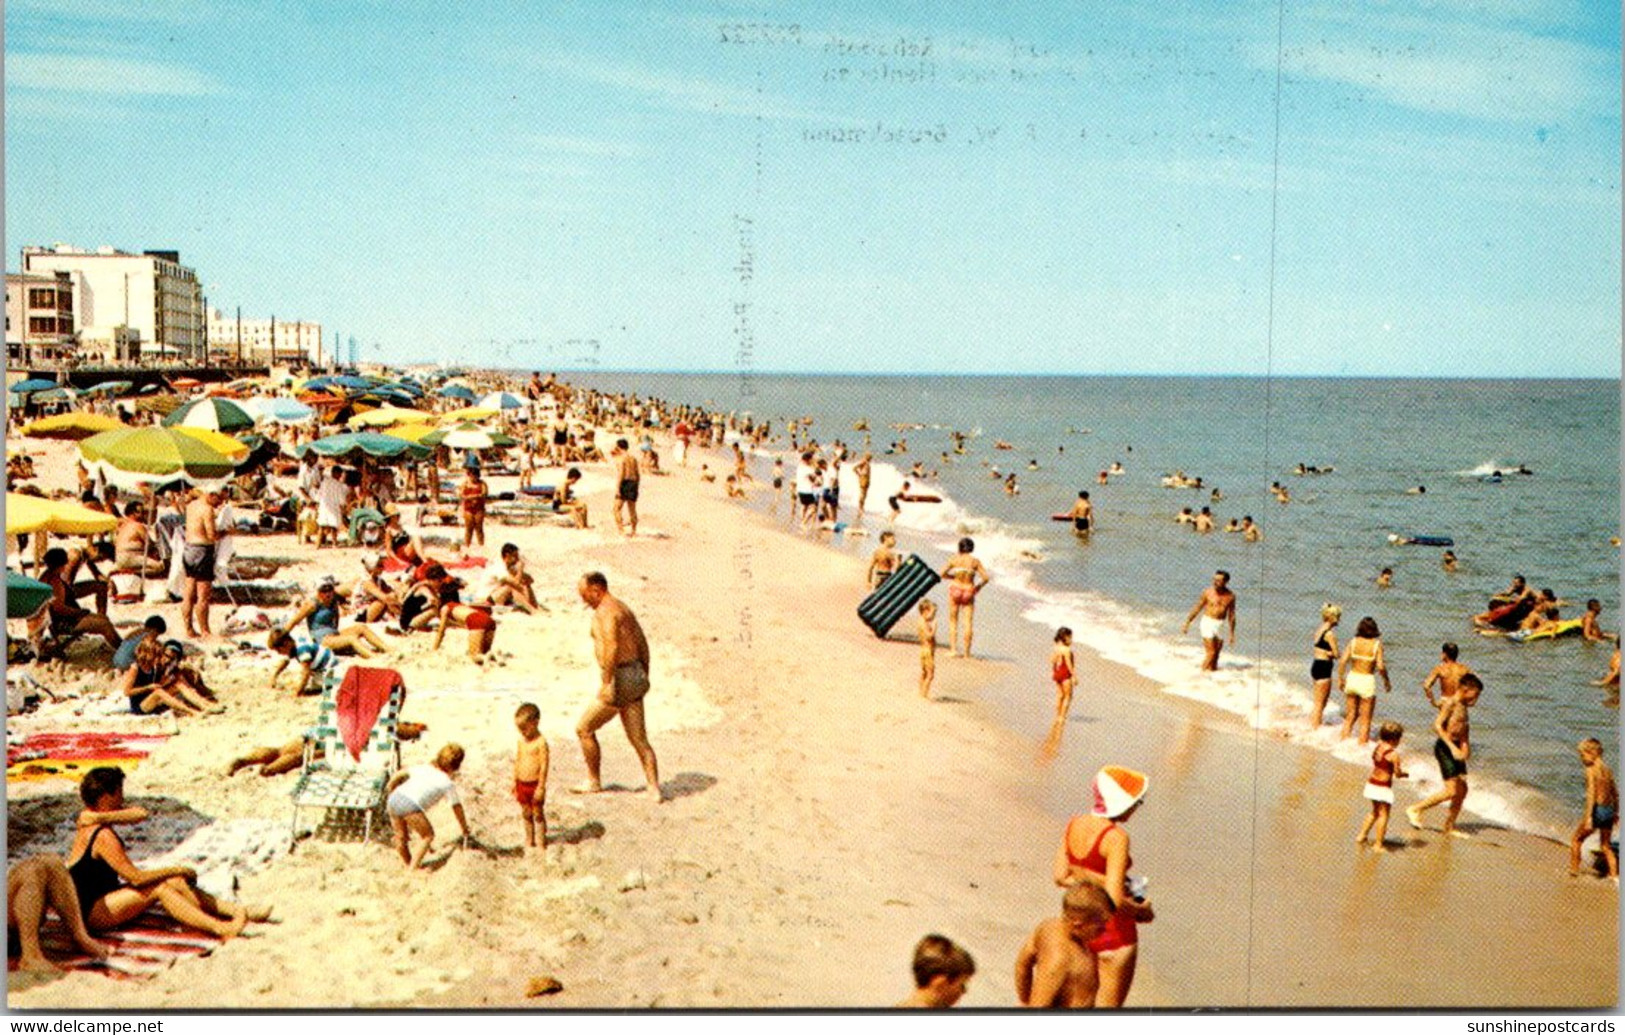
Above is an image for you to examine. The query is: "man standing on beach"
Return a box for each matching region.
[612,439,640,537]
[182,488,222,639]
[1181,570,1236,672]
[1421,642,1470,708]
[1407,673,1482,838]
[573,572,662,802]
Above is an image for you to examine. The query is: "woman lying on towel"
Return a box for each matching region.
[63,768,274,941]
[432,577,499,663]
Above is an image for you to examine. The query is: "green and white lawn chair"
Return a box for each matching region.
[289,665,406,844]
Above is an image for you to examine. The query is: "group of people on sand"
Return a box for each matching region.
[897,766,1154,1009]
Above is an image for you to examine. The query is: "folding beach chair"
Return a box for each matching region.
[289,665,406,844]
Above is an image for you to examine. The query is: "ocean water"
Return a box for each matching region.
[563,372,1619,838]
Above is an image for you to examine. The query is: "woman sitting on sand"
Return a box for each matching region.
[1338,616,1392,745]
[349,551,402,624]
[279,579,390,659]
[940,538,991,659]
[1053,766,1155,1008]
[119,638,221,717]
[398,565,450,633]
[64,768,271,941]
[1308,604,1342,728]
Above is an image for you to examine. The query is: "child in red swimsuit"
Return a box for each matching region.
[1356,721,1407,852]
[1050,627,1076,722]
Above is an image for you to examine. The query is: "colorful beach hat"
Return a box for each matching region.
[1091,766,1149,818]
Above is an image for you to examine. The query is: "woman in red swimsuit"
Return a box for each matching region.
[1052,765,1154,1008]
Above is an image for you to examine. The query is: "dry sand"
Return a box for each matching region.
[6,433,1617,1008]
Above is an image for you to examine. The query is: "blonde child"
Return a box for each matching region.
[918,600,938,699]
[1356,721,1408,851]
[1051,628,1077,722]
[385,744,470,870]
[514,703,549,852]
[1570,738,1619,879]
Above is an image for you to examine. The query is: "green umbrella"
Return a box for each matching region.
[163,397,255,433]
[79,427,238,486]
[300,432,429,461]
[7,571,52,620]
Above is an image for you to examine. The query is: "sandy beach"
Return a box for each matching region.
[6,420,1617,1009]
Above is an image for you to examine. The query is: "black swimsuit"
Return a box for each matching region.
[1310,631,1334,681]
[67,826,126,924]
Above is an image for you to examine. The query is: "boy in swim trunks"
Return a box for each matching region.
[897,933,976,1008]
[868,531,900,589]
[1570,738,1618,879]
[1015,883,1114,1008]
[1407,673,1482,838]
[918,600,938,700]
[514,703,549,853]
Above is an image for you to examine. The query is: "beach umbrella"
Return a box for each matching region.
[9,379,59,396]
[347,406,432,429]
[437,384,476,401]
[300,432,428,461]
[478,391,526,412]
[243,396,315,424]
[78,427,238,487]
[172,426,251,460]
[21,412,126,441]
[83,380,134,398]
[6,570,53,620]
[439,405,499,424]
[163,397,256,434]
[381,423,445,447]
[442,423,517,451]
[5,493,119,537]
[34,386,79,404]
[169,377,203,392]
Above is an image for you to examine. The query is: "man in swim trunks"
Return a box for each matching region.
[182,488,223,639]
[573,572,662,802]
[1407,673,1482,838]
[1181,570,1236,672]
[1065,491,1094,534]
[1421,642,1470,708]
[612,439,640,537]
[1015,883,1115,1008]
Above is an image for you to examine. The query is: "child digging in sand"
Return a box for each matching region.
[385,744,471,870]
[896,934,976,1008]
[1570,738,1618,880]
[1356,721,1408,851]
[918,600,938,699]
[514,703,549,852]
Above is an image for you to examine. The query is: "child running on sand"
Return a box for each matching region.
[385,744,471,870]
[1407,673,1482,838]
[514,703,549,852]
[1051,628,1077,722]
[896,934,976,1008]
[1570,738,1618,880]
[918,600,938,699]
[1015,883,1115,1008]
[1356,722,1409,851]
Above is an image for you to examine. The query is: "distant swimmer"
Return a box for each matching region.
[1224,519,1240,534]
[1109,462,1124,474]
[1182,571,1237,672]
[1210,488,1223,502]
[1193,507,1214,534]
[1376,568,1393,589]
[1581,599,1617,643]
[1064,492,1094,535]
[1005,473,1020,496]
[1028,460,1040,471]
[1241,516,1261,542]
[1442,550,1458,573]
[1406,486,1427,495]
[1098,470,1110,486]
[1176,507,1194,525]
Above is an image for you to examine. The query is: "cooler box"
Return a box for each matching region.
[857,553,941,639]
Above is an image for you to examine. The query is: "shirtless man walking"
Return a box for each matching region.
[1421,642,1470,708]
[1181,570,1236,672]
[612,439,640,537]
[572,572,662,802]
[1407,673,1483,838]
[182,488,222,638]
[1015,883,1114,1008]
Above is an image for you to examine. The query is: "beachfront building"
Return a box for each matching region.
[4,270,82,364]
[206,308,323,366]
[19,244,205,362]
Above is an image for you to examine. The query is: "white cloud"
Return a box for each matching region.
[7,52,222,96]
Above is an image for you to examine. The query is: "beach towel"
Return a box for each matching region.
[5,732,168,782]
[379,555,486,574]
[337,667,405,762]
[9,909,222,981]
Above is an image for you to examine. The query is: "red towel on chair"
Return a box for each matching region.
[336,667,406,762]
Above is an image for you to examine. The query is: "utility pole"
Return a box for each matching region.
[236,306,243,364]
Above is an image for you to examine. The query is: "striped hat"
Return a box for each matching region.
[1091,766,1149,819]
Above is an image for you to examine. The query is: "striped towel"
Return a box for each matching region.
[9,910,223,980]
[6,732,169,783]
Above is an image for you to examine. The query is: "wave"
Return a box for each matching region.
[1456,460,1519,477]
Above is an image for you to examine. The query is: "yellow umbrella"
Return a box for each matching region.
[348,406,432,429]
[5,493,118,536]
[20,412,126,441]
[438,406,498,424]
[172,426,250,459]
[382,423,442,445]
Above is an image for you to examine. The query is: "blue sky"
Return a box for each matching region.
[5,0,1620,376]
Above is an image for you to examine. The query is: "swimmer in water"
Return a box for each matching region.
[1376,568,1393,589]
[1441,550,1458,573]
